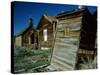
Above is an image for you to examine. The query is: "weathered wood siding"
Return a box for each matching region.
[38,18,54,49]
[15,36,22,46]
[57,16,82,37]
[49,13,83,70]
[22,28,37,48]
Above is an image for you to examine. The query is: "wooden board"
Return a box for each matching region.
[48,16,82,71]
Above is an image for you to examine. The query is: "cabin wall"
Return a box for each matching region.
[38,21,54,50]
[50,13,83,70]
[22,28,37,48]
[56,16,82,38]
[15,36,22,46]
[79,11,97,51]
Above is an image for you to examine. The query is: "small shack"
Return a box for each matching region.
[37,14,57,50]
[15,18,38,48]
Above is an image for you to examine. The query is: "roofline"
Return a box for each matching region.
[56,9,85,18]
[15,25,36,37]
[37,14,57,29]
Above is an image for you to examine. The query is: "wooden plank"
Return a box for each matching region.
[49,16,82,71]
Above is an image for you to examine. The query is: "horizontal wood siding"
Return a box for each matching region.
[38,19,54,49]
[15,36,22,46]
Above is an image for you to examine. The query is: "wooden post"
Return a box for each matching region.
[53,22,56,39]
[37,30,40,49]
[34,32,36,48]
[67,27,70,36]
[29,37,31,45]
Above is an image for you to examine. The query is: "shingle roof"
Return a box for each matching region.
[15,18,35,37]
[56,9,84,18]
[15,26,35,37]
[37,14,57,29]
[43,14,57,23]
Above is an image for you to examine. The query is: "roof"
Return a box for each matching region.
[15,18,35,37]
[43,14,57,23]
[48,14,57,21]
[37,14,57,29]
[56,9,84,18]
[15,26,35,37]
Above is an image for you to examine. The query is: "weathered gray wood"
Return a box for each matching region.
[48,16,82,71]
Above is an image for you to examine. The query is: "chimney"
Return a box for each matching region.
[29,17,33,27]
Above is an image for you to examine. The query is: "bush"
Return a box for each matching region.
[14,46,51,73]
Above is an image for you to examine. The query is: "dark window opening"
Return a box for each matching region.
[31,33,34,44]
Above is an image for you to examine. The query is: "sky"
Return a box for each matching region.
[13,1,97,35]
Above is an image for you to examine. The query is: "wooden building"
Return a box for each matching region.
[49,8,84,70]
[15,18,38,48]
[15,7,97,56]
[48,7,97,70]
[14,6,97,70]
[37,14,57,50]
[79,7,97,52]
[56,9,84,38]
[76,7,97,69]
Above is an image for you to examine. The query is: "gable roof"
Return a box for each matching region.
[44,14,57,23]
[16,26,35,37]
[37,14,57,29]
[15,18,35,37]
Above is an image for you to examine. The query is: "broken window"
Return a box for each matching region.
[43,29,47,41]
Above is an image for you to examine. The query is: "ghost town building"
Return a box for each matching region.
[37,14,57,50]
[15,7,97,52]
[14,7,97,69]
[14,18,38,49]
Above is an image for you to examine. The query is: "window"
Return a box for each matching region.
[43,29,47,41]
[30,33,34,44]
